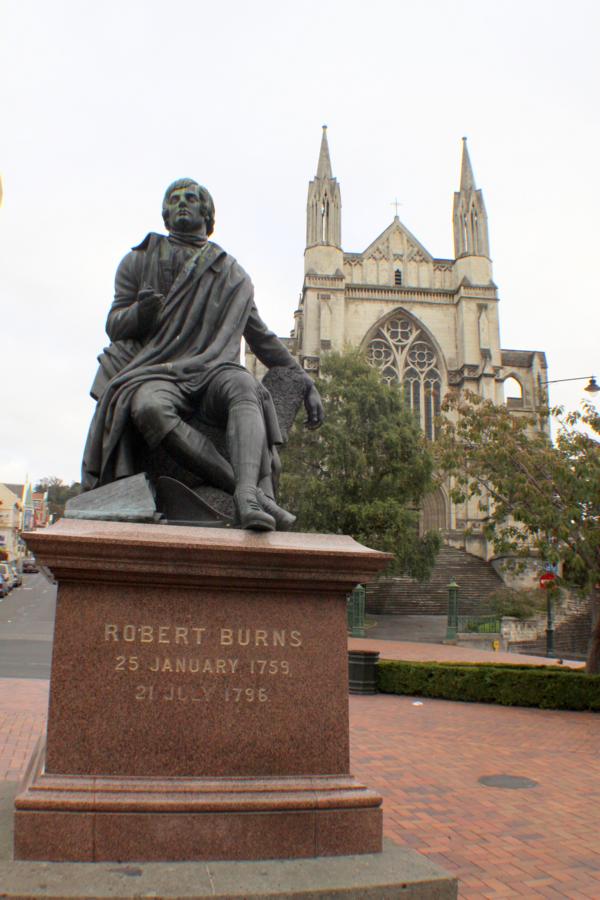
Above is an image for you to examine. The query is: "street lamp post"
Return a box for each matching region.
[446,580,459,641]
[539,373,596,652]
[540,571,557,658]
[546,590,556,658]
[541,375,599,394]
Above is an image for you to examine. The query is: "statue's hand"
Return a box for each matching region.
[137,285,165,330]
[138,286,165,311]
[303,378,324,430]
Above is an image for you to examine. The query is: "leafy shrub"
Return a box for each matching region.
[376,660,600,711]
[488,587,548,620]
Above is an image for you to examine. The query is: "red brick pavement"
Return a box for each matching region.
[1,653,599,898]
[0,679,47,782]
[348,636,585,667]
[351,693,600,899]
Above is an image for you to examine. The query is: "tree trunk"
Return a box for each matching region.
[585,586,600,674]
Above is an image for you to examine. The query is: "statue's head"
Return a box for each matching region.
[162,178,215,237]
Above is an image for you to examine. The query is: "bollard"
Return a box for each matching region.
[348,650,380,694]
[446,580,459,640]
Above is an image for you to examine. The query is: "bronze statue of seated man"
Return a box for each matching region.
[80,178,323,531]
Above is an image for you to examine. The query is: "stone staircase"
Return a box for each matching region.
[366,546,504,616]
[509,597,593,660]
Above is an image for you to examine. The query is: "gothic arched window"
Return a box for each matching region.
[365,314,442,439]
[471,207,479,254]
[321,195,329,242]
[394,268,403,285]
[503,376,523,409]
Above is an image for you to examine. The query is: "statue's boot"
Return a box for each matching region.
[227,400,275,531]
[233,486,276,531]
[256,488,296,531]
[161,422,235,493]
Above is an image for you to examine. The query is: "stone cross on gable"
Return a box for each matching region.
[391,198,402,217]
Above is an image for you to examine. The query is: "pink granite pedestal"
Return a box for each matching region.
[14,520,391,862]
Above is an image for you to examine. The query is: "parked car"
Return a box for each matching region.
[8,563,22,587]
[22,558,39,574]
[0,572,8,598]
[0,563,15,591]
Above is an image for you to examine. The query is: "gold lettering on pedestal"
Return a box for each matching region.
[219,628,303,647]
[106,624,304,706]
[225,687,268,703]
[163,685,191,702]
[135,685,155,701]
[104,625,208,645]
[249,659,290,675]
[115,656,140,671]
[115,655,294,678]
[194,685,217,702]
[147,657,240,674]
[134,684,259,703]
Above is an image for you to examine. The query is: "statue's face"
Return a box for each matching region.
[165,184,206,235]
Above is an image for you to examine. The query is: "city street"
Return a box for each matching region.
[0,573,55,679]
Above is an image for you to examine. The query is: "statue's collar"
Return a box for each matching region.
[131,233,226,272]
[131,232,207,251]
[131,232,164,251]
[167,231,208,248]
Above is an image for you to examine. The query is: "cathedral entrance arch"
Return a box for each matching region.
[421,486,449,534]
[362,310,445,439]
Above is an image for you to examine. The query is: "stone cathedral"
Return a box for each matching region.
[248,127,548,572]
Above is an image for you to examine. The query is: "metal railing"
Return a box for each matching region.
[447,581,501,639]
[456,614,501,634]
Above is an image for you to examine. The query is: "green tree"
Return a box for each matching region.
[278,350,441,579]
[34,477,82,521]
[435,393,600,671]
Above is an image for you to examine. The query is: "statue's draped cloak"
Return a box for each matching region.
[82,234,292,490]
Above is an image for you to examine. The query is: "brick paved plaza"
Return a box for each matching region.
[1,641,599,898]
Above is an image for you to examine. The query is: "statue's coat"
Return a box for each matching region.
[82,234,294,489]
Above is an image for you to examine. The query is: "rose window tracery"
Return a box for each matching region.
[366,315,442,439]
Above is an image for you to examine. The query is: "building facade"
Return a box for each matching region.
[248,128,548,561]
[32,490,50,529]
[0,482,46,565]
[0,483,25,563]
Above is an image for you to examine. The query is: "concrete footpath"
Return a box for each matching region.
[0,641,599,898]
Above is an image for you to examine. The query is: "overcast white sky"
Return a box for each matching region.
[1,0,599,486]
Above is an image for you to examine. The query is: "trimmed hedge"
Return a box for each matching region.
[376,660,600,711]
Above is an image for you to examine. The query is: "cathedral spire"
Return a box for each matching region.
[453,137,490,259]
[316,125,333,180]
[306,126,342,249]
[459,137,476,191]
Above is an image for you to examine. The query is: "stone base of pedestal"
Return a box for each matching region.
[4,777,457,899]
[15,738,382,862]
[14,520,392,864]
